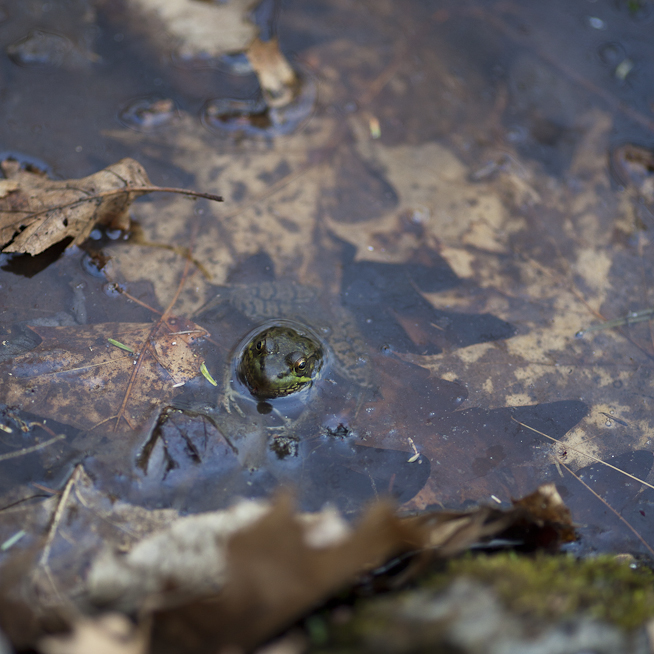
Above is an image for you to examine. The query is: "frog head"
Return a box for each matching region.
[237,323,323,400]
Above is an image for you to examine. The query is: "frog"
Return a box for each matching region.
[138,279,432,514]
[237,321,324,401]
[195,281,372,463]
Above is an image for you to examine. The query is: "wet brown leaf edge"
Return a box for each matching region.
[0,467,573,654]
[0,157,223,256]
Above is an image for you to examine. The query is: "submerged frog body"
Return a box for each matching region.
[198,281,371,461]
[139,280,432,514]
[208,280,371,392]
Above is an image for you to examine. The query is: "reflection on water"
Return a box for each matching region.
[131,407,432,514]
[201,70,317,137]
[118,96,179,131]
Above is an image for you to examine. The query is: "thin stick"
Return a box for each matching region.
[3,186,223,224]
[560,460,654,557]
[113,233,196,431]
[107,186,223,202]
[39,465,81,567]
[0,434,65,462]
[512,416,654,492]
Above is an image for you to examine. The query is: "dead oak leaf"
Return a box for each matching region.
[151,494,425,653]
[0,158,149,255]
[0,158,222,255]
[0,316,209,432]
[148,485,575,653]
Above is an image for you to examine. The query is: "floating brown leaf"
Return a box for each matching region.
[0,158,222,255]
[246,37,298,108]
[0,316,209,432]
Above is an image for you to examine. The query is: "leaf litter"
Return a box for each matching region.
[3,0,654,651]
[0,315,209,433]
[0,157,222,256]
[0,464,574,653]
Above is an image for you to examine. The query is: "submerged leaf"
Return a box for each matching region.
[0,317,209,432]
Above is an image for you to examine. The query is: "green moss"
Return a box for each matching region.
[309,553,654,652]
[427,552,654,631]
[626,0,647,15]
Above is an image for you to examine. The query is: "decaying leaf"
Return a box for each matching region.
[0,158,150,255]
[0,317,209,432]
[512,482,576,543]
[0,158,222,256]
[39,614,148,654]
[149,495,424,653]
[247,37,299,108]
[95,487,573,654]
[410,483,576,560]
[0,469,575,653]
[145,486,574,653]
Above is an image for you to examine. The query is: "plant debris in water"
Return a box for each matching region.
[0,481,577,653]
[0,157,222,255]
[0,316,210,432]
[3,0,654,651]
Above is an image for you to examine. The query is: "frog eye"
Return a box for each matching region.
[288,352,308,374]
[255,338,266,352]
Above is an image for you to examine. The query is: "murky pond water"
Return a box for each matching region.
[1,0,654,557]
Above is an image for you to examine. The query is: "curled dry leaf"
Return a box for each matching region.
[410,483,576,557]
[510,482,576,544]
[149,494,425,654]
[0,158,149,255]
[0,157,222,255]
[143,486,571,653]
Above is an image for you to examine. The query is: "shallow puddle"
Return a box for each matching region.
[1,0,654,558]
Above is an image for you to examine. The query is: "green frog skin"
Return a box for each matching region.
[237,324,323,400]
